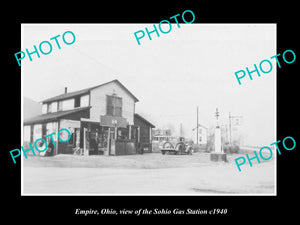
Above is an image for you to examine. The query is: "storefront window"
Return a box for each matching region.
[23,126,31,142]
[33,124,42,141]
[46,122,57,142]
[131,127,137,140]
[117,128,128,140]
[98,127,109,148]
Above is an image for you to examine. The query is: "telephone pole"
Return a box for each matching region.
[229,112,232,145]
[180,123,183,137]
[196,106,199,149]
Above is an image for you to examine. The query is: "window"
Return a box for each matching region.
[46,122,57,142]
[117,127,128,140]
[106,95,122,117]
[74,96,80,108]
[52,102,58,113]
[23,126,31,142]
[42,104,47,114]
[80,95,89,107]
[33,124,42,140]
[62,99,74,110]
[47,103,52,113]
[58,101,63,111]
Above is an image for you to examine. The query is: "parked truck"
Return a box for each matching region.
[160,137,193,155]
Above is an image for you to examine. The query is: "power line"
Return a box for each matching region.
[69,46,120,75]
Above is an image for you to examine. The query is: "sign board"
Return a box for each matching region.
[60,119,80,128]
[100,115,128,128]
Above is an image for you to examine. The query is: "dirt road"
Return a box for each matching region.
[22,153,275,195]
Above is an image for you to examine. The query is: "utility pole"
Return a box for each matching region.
[196,106,199,149]
[180,123,183,137]
[229,112,232,145]
[214,108,222,153]
[215,108,220,126]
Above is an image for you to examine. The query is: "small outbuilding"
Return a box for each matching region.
[134,113,155,153]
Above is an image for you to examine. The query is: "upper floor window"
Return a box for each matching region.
[47,103,52,113]
[51,102,58,113]
[58,101,63,111]
[80,94,89,107]
[62,99,74,111]
[42,104,47,114]
[74,96,80,108]
[106,95,122,117]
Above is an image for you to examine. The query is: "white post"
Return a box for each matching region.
[107,127,111,155]
[129,125,132,139]
[214,127,222,153]
[137,126,140,143]
[83,128,89,156]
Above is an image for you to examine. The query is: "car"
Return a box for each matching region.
[160,137,193,155]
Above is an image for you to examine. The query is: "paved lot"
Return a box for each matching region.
[22,152,275,195]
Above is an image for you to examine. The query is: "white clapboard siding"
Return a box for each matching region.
[89,82,135,125]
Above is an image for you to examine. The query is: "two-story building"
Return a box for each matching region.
[192,124,208,151]
[23,79,155,156]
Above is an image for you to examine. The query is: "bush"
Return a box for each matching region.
[223,144,240,154]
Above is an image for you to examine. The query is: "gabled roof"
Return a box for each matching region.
[42,79,139,103]
[134,113,155,128]
[192,124,208,130]
[24,106,91,125]
[42,87,91,103]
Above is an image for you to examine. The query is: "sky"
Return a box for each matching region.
[22,24,276,146]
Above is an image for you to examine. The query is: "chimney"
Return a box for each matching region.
[64,87,67,94]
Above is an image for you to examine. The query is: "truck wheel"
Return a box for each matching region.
[163,142,173,149]
[162,150,165,155]
[175,142,184,153]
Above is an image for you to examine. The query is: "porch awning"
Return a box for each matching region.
[24,106,91,125]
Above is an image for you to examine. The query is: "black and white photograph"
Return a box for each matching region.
[21,23,276,195]
[4,5,299,221]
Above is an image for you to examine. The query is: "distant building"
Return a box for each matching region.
[153,128,172,136]
[151,128,174,153]
[23,79,154,156]
[192,124,208,146]
[23,97,42,120]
